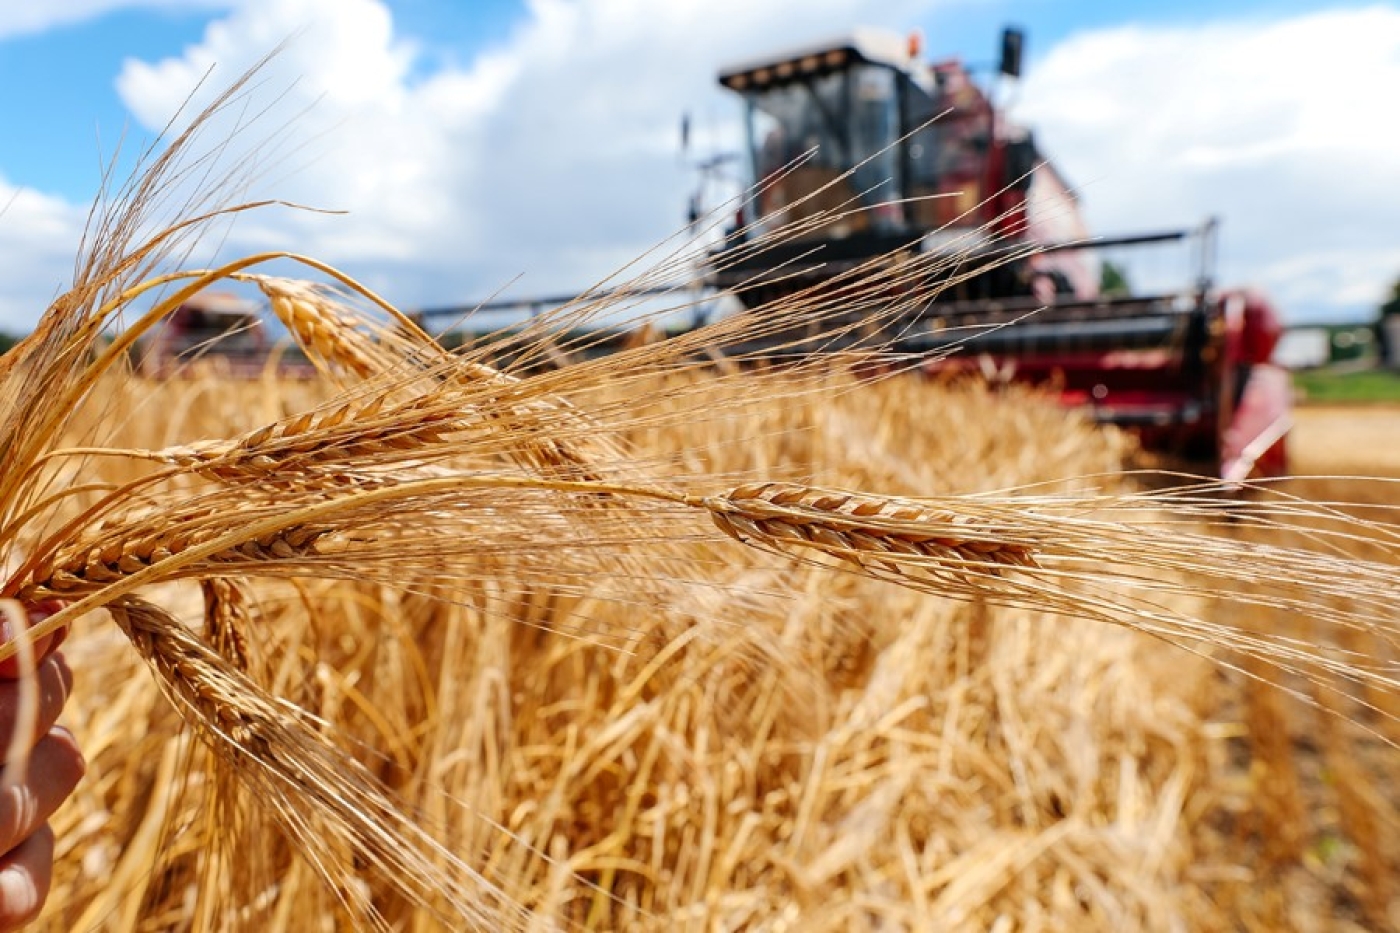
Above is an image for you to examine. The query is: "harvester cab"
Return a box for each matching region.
[710,26,1093,306]
[703,26,1291,481]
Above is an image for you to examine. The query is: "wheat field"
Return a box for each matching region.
[1,75,1396,931]
[16,363,1393,932]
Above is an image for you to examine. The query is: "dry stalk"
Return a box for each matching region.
[191,577,266,929]
[9,450,1399,742]
[108,597,524,932]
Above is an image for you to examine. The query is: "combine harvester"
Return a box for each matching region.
[417,26,1290,482]
[139,292,317,379]
[698,26,1291,482]
[139,292,271,379]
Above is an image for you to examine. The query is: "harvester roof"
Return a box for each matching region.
[168,291,261,333]
[718,26,933,92]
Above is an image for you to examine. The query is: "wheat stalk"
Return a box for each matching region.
[108,597,524,931]
[16,458,1395,711]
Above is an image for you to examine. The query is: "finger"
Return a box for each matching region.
[0,822,53,931]
[0,601,67,681]
[0,638,56,683]
[0,655,72,754]
[0,727,85,856]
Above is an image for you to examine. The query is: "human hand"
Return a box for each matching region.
[0,601,84,930]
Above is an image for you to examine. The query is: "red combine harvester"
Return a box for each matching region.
[141,292,315,379]
[703,26,1291,481]
[141,292,268,378]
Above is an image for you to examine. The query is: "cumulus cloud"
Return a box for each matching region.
[109,0,932,312]
[1015,6,1400,320]
[0,180,90,324]
[2,1,1396,333]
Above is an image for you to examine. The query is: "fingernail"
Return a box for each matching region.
[0,867,41,926]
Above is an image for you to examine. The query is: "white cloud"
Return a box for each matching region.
[1015,6,1400,321]
[2,1,1397,333]
[105,0,934,314]
[0,180,90,325]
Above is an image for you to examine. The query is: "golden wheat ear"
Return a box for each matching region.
[696,478,1400,730]
[109,596,527,930]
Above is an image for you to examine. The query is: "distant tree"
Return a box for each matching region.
[1099,261,1131,297]
[1377,276,1400,365]
[0,333,18,355]
[1382,277,1400,319]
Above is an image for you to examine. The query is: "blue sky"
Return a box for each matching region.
[0,0,1397,331]
[0,0,1354,199]
[0,1,518,199]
